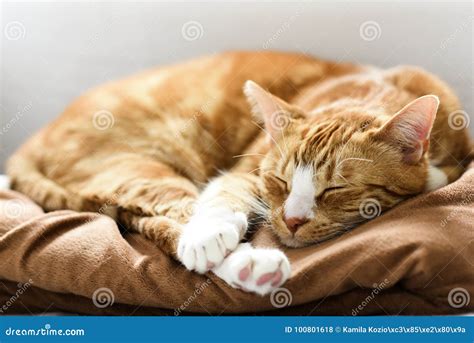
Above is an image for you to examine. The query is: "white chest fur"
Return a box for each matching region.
[425,165,448,192]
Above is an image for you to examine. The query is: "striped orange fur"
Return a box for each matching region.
[7,51,472,257]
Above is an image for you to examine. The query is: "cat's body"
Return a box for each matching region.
[7,51,471,295]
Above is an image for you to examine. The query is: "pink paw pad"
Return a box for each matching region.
[271,270,283,286]
[256,272,276,286]
[256,269,283,286]
[238,266,251,281]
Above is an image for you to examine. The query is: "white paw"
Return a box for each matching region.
[0,175,10,190]
[213,243,291,296]
[177,208,247,273]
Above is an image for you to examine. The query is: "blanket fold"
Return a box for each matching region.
[0,164,473,315]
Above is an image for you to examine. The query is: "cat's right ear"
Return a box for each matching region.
[244,80,302,142]
[374,95,439,164]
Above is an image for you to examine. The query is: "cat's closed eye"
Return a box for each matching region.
[274,175,288,192]
[316,186,345,200]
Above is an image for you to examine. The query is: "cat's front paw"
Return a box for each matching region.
[177,209,247,273]
[213,243,291,296]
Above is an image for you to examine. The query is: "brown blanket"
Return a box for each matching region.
[0,164,473,315]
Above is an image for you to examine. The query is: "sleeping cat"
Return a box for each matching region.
[7,51,471,295]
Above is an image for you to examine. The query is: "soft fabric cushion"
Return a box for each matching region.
[0,164,473,315]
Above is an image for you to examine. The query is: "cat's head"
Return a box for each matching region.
[244,80,440,247]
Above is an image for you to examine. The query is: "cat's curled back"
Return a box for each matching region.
[7,51,472,295]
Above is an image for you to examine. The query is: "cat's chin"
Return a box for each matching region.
[279,236,309,248]
[279,230,347,248]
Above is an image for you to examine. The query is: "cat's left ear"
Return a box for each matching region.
[375,95,439,164]
[244,80,303,142]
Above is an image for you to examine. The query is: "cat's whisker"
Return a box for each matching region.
[247,166,263,175]
[335,157,374,170]
[335,172,349,183]
[280,127,290,155]
[232,153,266,158]
[334,131,363,166]
[250,121,285,159]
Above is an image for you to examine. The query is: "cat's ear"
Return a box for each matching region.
[375,95,439,164]
[244,80,301,141]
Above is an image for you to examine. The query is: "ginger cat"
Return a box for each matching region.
[7,51,471,295]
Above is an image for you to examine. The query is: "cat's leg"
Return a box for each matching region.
[212,243,291,296]
[76,157,199,256]
[119,211,184,257]
[177,173,265,273]
[78,156,199,218]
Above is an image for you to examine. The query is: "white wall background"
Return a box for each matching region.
[1,1,472,170]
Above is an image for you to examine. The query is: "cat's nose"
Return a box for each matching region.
[284,216,308,234]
